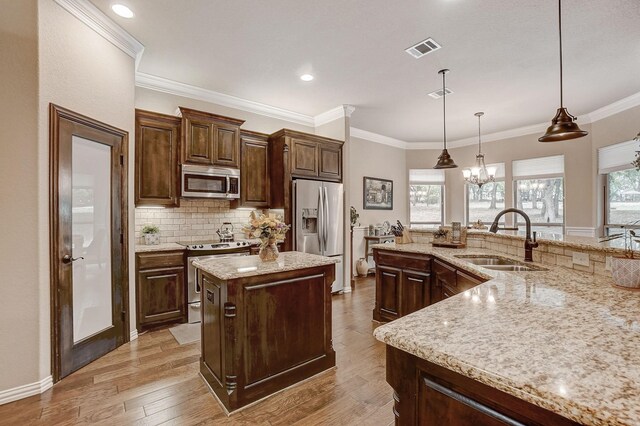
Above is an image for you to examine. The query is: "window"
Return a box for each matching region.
[513,155,564,233]
[599,140,640,236]
[466,163,505,225]
[409,169,444,228]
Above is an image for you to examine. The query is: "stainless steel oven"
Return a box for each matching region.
[181,164,240,199]
[186,251,249,323]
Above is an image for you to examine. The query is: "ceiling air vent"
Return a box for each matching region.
[428,88,453,99]
[405,38,442,59]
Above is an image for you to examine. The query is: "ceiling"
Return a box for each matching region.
[91,0,640,142]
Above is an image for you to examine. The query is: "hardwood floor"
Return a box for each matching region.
[0,277,393,425]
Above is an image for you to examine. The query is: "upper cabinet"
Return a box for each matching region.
[232,130,270,209]
[135,109,181,207]
[179,107,245,168]
[270,129,344,182]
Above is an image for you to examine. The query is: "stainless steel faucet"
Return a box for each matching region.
[489,208,539,262]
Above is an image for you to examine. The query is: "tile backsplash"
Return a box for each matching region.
[135,199,269,245]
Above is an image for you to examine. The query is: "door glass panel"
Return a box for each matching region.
[72,136,113,343]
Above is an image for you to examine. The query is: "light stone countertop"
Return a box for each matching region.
[192,251,338,281]
[135,243,185,253]
[372,242,640,426]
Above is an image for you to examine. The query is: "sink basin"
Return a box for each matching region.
[454,255,547,272]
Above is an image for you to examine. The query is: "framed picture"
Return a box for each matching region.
[363,176,393,210]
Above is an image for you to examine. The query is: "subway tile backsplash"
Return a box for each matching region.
[135,199,265,245]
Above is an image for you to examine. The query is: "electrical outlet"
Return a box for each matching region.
[572,252,590,267]
[605,256,612,271]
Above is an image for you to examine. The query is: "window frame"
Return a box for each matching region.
[512,173,565,233]
[603,167,640,236]
[464,179,506,226]
[408,180,445,228]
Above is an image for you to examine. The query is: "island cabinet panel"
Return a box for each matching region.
[373,249,433,322]
[135,250,187,331]
[180,107,244,167]
[135,110,181,207]
[387,346,580,426]
[199,263,336,413]
[232,131,270,208]
[432,259,457,304]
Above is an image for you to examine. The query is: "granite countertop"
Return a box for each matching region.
[372,242,640,426]
[192,251,338,280]
[135,243,185,253]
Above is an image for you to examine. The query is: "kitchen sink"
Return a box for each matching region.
[454,255,547,272]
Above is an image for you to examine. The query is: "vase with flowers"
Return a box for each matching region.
[243,212,291,262]
[600,220,640,289]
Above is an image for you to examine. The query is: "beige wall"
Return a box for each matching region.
[135,87,315,135]
[350,137,408,227]
[0,0,40,392]
[406,105,640,231]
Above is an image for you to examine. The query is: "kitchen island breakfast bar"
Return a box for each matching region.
[191,252,337,413]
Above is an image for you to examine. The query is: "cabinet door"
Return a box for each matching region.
[432,259,457,304]
[213,123,240,167]
[183,117,214,165]
[239,136,269,207]
[290,138,318,177]
[375,266,401,321]
[457,270,484,292]
[201,273,224,385]
[402,271,431,315]
[135,111,180,207]
[137,266,185,328]
[318,143,342,181]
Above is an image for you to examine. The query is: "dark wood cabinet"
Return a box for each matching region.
[374,250,486,321]
[318,143,342,180]
[180,107,244,168]
[135,250,186,331]
[290,137,319,177]
[135,109,181,207]
[232,130,270,208]
[387,346,579,426]
[373,250,433,322]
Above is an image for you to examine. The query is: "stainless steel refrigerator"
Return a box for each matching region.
[293,179,344,292]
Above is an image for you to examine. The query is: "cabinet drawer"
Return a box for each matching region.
[456,270,485,292]
[137,251,185,269]
[376,251,431,272]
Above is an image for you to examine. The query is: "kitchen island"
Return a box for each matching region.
[373,243,640,426]
[192,251,337,413]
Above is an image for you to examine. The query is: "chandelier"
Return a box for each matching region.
[463,112,496,187]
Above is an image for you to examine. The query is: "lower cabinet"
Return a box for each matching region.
[374,249,486,321]
[136,250,187,331]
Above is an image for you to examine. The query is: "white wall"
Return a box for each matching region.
[350,137,408,227]
[0,0,40,393]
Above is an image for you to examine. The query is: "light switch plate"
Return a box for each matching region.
[605,256,612,271]
[572,252,590,267]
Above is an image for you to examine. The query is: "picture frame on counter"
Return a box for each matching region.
[363,176,393,210]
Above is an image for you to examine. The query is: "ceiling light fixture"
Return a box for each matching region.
[538,0,588,142]
[463,112,496,187]
[111,4,134,18]
[434,69,457,169]
[300,74,314,82]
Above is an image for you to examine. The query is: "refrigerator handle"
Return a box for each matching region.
[323,187,329,247]
[318,186,324,253]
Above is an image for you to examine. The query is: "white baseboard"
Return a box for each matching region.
[0,376,53,406]
[565,227,597,237]
[130,329,139,341]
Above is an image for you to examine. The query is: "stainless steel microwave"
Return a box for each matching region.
[181,164,240,199]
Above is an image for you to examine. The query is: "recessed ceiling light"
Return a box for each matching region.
[112,4,134,18]
[300,74,314,82]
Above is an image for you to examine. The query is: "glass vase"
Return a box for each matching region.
[259,237,279,262]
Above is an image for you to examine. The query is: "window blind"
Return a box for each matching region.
[598,140,638,174]
[409,169,445,183]
[512,155,564,178]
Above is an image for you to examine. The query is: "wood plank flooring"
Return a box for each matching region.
[0,277,393,425]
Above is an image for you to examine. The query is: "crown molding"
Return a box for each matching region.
[135,72,316,127]
[586,91,640,123]
[350,128,410,149]
[313,105,357,126]
[54,0,144,67]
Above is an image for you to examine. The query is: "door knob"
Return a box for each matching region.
[62,255,84,263]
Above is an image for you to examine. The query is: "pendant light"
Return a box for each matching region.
[434,69,457,168]
[539,0,588,142]
[463,112,496,187]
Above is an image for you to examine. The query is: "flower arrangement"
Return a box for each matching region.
[141,224,160,235]
[141,224,160,245]
[243,212,291,243]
